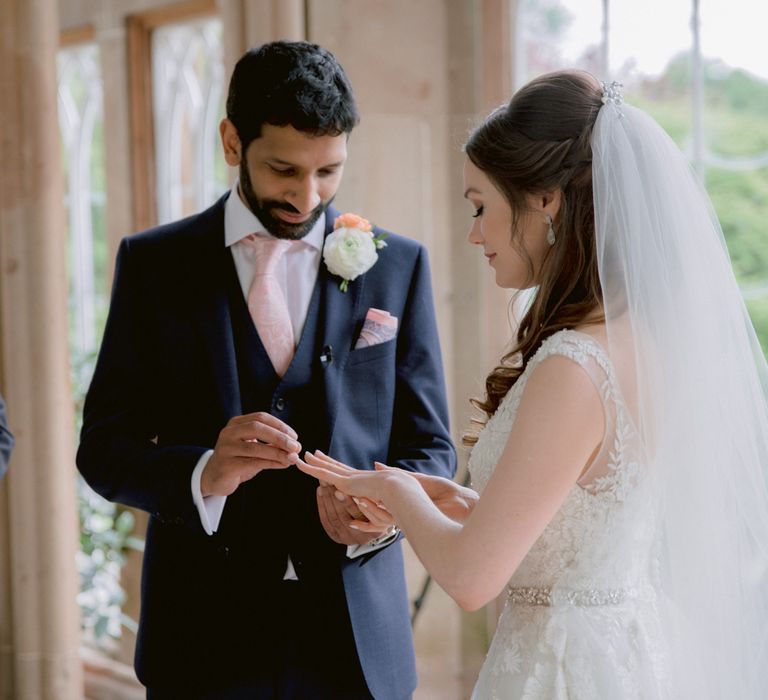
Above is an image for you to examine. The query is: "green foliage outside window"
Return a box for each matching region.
[631,56,768,354]
[520,0,768,357]
[72,349,142,650]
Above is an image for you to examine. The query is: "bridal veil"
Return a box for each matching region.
[592,91,768,698]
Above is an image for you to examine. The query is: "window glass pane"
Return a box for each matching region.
[152,17,228,224]
[610,1,693,147]
[515,0,768,355]
[516,0,603,85]
[57,43,108,358]
[517,0,692,139]
[700,0,768,354]
[58,41,126,650]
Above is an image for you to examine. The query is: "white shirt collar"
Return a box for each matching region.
[224,180,325,251]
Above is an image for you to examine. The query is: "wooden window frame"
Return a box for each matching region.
[60,24,95,48]
[126,0,217,232]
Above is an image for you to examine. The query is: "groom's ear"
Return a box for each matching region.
[220,118,243,167]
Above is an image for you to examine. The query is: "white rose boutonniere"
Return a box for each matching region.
[323,212,388,292]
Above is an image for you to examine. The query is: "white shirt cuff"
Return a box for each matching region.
[191,450,226,535]
[346,526,400,559]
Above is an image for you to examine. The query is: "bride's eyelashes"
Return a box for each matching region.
[472,205,484,219]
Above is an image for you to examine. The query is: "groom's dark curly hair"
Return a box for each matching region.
[226,40,359,151]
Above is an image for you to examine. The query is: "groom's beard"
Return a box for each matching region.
[239,160,333,241]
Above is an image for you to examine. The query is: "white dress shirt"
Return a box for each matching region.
[190,185,395,576]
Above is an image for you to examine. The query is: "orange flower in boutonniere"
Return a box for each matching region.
[322,212,388,292]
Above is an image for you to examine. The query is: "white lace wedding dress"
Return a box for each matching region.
[469,330,669,699]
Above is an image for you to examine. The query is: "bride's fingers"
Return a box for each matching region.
[310,450,344,467]
[353,497,394,527]
[396,468,436,489]
[349,519,386,534]
[305,451,351,472]
[374,461,397,471]
[300,457,388,504]
[315,449,354,470]
[296,457,347,487]
[304,452,353,475]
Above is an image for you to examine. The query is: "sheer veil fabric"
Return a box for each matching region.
[592,99,768,697]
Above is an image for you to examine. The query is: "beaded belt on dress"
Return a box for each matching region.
[507,585,654,607]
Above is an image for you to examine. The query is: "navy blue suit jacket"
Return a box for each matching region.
[0,395,12,480]
[77,195,456,698]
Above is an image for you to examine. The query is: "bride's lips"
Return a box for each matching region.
[274,209,311,224]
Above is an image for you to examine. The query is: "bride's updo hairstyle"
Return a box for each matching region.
[464,71,604,443]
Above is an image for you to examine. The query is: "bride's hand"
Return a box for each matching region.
[298,451,401,532]
[374,463,478,523]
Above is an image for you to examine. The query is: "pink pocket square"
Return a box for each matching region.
[355,308,398,349]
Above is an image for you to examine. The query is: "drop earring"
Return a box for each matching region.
[545,214,556,245]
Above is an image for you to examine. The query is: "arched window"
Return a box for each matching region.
[152,17,228,224]
[58,7,229,660]
[58,40,107,360]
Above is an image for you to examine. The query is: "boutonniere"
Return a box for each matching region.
[323,212,388,292]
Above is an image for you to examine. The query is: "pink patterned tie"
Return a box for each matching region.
[242,234,295,377]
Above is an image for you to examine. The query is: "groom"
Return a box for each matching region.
[77,41,455,699]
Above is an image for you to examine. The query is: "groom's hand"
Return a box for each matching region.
[201,412,301,497]
[316,485,388,545]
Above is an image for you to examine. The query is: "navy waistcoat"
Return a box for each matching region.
[223,255,344,587]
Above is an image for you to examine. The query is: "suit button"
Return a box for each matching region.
[275,398,286,411]
[218,545,230,558]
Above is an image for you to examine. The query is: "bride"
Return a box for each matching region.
[299,72,768,698]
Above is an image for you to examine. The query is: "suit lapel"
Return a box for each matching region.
[194,197,242,421]
[319,208,366,444]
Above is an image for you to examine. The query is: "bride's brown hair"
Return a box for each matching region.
[463,71,604,445]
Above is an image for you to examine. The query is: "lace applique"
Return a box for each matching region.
[468,329,639,498]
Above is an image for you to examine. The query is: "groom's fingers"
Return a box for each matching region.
[316,487,345,544]
[236,442,297,464]
[317,487,343,530]
[227,411,298,440]
[236,423,301,452]
[316,486,373,545]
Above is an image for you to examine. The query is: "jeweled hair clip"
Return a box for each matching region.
[600,80,624,106]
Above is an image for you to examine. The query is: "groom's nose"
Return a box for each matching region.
[285,177,321,214]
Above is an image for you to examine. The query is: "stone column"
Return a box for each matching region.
[0,1,83,699]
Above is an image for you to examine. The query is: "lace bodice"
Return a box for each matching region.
[467,329,655,593]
